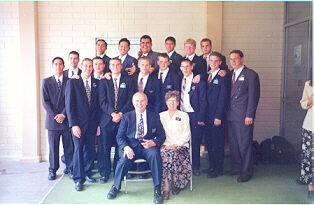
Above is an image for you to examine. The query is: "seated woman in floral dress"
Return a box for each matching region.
[159,90,192,200]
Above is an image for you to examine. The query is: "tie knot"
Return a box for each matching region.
[114,78,117,82]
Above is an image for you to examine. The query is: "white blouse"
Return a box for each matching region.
[159,110,191,147]
[300,80,313,132]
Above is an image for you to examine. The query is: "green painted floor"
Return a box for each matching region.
[42,159,309,204]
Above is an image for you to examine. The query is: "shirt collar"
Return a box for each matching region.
[119,54,127,63]
[234,65,245,75]
[187,53,195,61]
[81,75,91,82]
[54,75,63,83]
[167,50,175,58]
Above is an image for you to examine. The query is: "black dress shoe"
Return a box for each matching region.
[154,188,163,204]
[237,174,252,183]
[225,169,240,176]
[75,182,83,191]
[107,186,119,199]
[48,171,56,180]
[63,168,69,174]
[207,171,223,179]
[68,172,74,180]
[100,176,109,184]
[85,175,97,183]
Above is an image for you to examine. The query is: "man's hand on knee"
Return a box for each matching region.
[123,146,135,159]
[141,139,156,149]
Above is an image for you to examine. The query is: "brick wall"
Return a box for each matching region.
[221,2,284,142]
[0,1,21,160]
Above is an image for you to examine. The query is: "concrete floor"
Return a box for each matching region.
[0,161,65,204]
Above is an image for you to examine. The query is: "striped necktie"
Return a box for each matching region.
[85,80,91,105]
[114,78,118,111]
[137,114,144,142]
[180,78,186,111]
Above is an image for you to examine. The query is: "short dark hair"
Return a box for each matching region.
[92,56,104,64]
[230,49,244,58]
[200,38,212,46]
[82,58,93,64]
[52,57,64,65]
[165,90,180,103]
[109,58,121,64]
[68,51,79,58]
[119,38,130,46]
[209,51,222,61]
[157,53,169,61]
[140,35,152,43]
[165,36,176,44]
[96,39,107,47]
[181,59,192,66]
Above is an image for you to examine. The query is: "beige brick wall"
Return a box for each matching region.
[0,1,21,160]
[222,2,284,142]
[38,1,207,160]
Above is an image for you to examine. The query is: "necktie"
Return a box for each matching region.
[138,77,144,92]
[180,78,186,111]
[113,78,118,111]
[159,72,163,84]
[208,73,212,85]
[232,71,236,85]
[71,70,74,77]
[137,114,144,142]
[85,80,91,105]
[57,79,62,91]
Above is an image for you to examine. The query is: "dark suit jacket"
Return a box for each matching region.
[133,74,161,114]
[160,70,181,112]
[227,66,260,121]
[115,54,138,76]
[99,75,135,129]
[206,73,229,123]
[102,54,111,74]
[116,110,166,150]
[65,77,100,135]
[139,50,160,76]
[41,75,69,130]
[200,54,229,72]
[63,69,82,78]
[169,51,183,74]
[190,54,207,79]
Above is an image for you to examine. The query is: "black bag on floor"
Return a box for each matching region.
[252,140,261,165]
[260,139,272,163]
[272,136,295,164]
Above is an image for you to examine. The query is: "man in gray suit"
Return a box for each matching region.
[138,35,159,76]
[225,50,260,183]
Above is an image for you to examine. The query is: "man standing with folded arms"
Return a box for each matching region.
[65,58,100,191]
[225,50,260,183]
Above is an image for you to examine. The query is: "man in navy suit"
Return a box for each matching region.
[179,59,207,176]
[107,92,165,204]
[156,53,181,112]
[115,38,138,76]
[42,57,73,181]
[93,57,105,80]
[225,50,260,183]
[134,56,161,114]
[204,52,229,179]
[65,58,100,191]
[200,38,229,73]
[138,35,160,76]
[96,39,111,74]
[98,58,135,183]
[165,36,183,74]
[183,38,207,79]
[63,51,82,78]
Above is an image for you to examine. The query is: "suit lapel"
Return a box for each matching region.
[78,77,89,106]
[90,78,98,108]
[144,75,152,93]
[130,111,137,138]
[122,55,128,68]
[146,111,151,137]
[231,67,246,98]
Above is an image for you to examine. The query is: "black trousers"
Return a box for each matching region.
[204,121,225,173]
[48,129,73,173]
[97,126,119,178]
[188,112,204,170]
[113,145,162,190]
[227,120,254,176]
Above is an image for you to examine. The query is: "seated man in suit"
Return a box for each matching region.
[156,53,181,112]
[65,58,100,191]
[98,58,135,183]
[107,92,166,204]
[115,38,138,76]
[138,35,160,76]
[41,57,73,180]
[226,50,260,183]
[183,38,207,79]
[134,56,161,114]
[165,36,183,74]
[96,39,111,74]
[204,52,229,179]
[179,59,207,176]
[63,51,82,78]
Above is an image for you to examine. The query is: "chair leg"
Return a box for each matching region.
[124,176,128,194]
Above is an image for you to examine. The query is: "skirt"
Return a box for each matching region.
[299,128,314,185]
[160,146,192,189]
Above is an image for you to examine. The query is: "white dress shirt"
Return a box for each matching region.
[54,75,63,84]
[233,65,244,82]
[93,72,104,80]
[186,53,195,61]
[138,73,149,90]
[67,67,80,78]
[208,69,220,82]
[167,50,175,58]
[135,110,148,138]
[160,110,191,147]
[112,74,121,88]
[119,54,127,64]
[158,68,169,84]
[181,74,194,113]
[81,75,91,90]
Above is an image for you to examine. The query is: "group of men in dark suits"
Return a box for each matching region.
[41,34,260,204]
